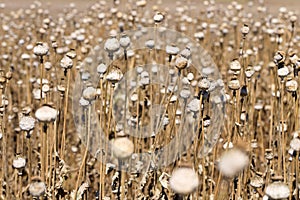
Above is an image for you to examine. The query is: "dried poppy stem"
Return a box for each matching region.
[39,56,44,103]
[101,81,110,199]
[120,163,126,200]
[26,64,32,105]
[40,123,47,182]
[108,84,115,137]
[61,69,71,159]
[0,76,6,194]
[280,80,286,181]
[286,18,296,55]
[295,96,299,130]
[52,119,58,198]
[74,105,91,200]
[14,171,18,199]
[295,152,299,200]
[269,86,274,148]
[47,123,53,188]
[214,171,222,198]
[26,132,32,181]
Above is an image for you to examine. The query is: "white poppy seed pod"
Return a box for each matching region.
[180,47,191,59]
[119,34,131,49]
[81,46,88,54]
[265,182,289,199]
[203,116,211,127]
[240,111,248,122]
[32,88,45,100]
[66,49,77,59]
[44,62,52,70]
[276,27,285,36]
[288,148,294,156]
[254,101,264,110]
[136,66,144,74]
[277,66,289,78]
[170,95,177,103]
[76,34,85,42]
[140,77,150,86]
[241,24,250,35]
[198,78,210,90]
[79,97,89,107]
[26,44,33,51]
[153,12,164,23]
[168,84,178,93]
[230,59,241,72]
[251,139,258,148]
[130,93,138,102]
[19,116,35,131]
[29,181,46,197]
[166,44,180,55]
[97,63,107,77]
[187,98,200,113]
[194,31,205,40]
[180,88,191,99]
[187,73,194,81]
[56,47,65,55]
[175,55,188,70]
[106,67,123,85]
[228,79,240,90]
[250,176,264,188]
[218,148,249,177]
[145,39,155,49]
[290,138,300,151]
[81,71,90,81]
[151,65,158,74]
[262,195,269,200]
[123,49,133,58]
[60,55,73,69]
[181,77,190,85]
[12,157,26,169]
[162,116,170,127]
[98,13,105,20]
[112,137,134,160]
[245,67,255,78]
[141,71,149,78]
[169,167,199,195]
[285,79,298,92]
[51,41,57,49]
[290,15,297,24]
[21,53,31,60]
[289,53,298,65]
[42,84,50,93]
[35,105,58,123]
[82,86,97,101]
[33,42,49,57]
[39,28,46,35]
[274,51,285,64]
[104,35,120,59]
[253,65,261,72]
[279,6,287,13]
[292,130,299,138]
[136,0,147,7]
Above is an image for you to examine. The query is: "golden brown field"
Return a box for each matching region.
[0,0,299,199]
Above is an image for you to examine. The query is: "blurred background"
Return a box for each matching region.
[1,0,299,13]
